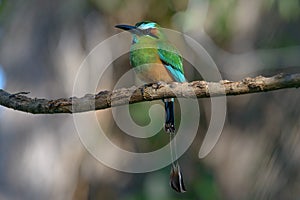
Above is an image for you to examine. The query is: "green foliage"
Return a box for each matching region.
[265,0,300,21]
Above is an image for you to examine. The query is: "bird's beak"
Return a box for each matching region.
[115,24,141,35]
[115,24,136,31]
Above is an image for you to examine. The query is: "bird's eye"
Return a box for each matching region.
[145,28,158,39]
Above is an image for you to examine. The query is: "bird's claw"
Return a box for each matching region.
[152,81,165,90]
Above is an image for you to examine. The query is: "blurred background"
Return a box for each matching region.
[0,0,300,199]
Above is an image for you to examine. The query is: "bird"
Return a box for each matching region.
[115,21,186,134]
[115,21,187,193]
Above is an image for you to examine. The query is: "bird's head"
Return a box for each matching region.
[115,21,166,43]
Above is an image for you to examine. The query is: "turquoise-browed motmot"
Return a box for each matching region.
[115,21,186,133]
[115,21,186,193]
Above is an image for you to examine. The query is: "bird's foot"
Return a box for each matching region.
[152,81,165,90]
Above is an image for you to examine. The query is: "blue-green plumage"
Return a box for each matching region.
[115,21,186,133]
[115,21,187,193]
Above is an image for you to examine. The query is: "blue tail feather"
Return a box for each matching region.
[164,99,175,133]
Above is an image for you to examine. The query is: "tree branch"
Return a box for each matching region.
[1,73,300,114]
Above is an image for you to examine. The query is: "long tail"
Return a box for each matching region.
[164,98,175,133]
[169,122,186,193]
[164,98,186,192]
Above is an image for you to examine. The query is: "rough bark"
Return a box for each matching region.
[0,73,299,114]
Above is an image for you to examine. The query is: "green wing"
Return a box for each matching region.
[158,42,185,82]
